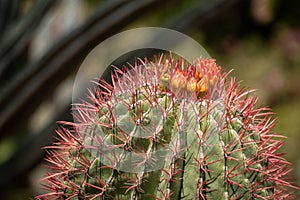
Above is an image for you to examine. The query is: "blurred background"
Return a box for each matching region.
[0,0,299,199]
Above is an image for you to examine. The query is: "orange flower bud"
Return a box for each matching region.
[195,69,202,79]
[187,77,197,92]
[197,78,208,93]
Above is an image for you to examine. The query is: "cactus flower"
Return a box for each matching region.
[36,54,298,199]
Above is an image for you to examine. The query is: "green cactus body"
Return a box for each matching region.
[37,56,298,199]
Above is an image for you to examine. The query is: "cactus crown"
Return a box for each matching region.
[37,54,298,199]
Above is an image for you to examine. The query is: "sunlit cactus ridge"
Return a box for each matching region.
[37,55,298,199]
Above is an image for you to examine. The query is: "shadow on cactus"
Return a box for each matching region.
[36,54,299,199]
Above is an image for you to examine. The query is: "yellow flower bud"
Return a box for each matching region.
[160,72,170,85]
[210,75,218,85]
[171,70,187,89]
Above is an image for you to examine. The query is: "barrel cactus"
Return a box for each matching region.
[37,54,298,199]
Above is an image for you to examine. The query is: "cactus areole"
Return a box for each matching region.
[37,54,298,199]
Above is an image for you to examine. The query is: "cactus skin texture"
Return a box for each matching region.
[37,55,299,200]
